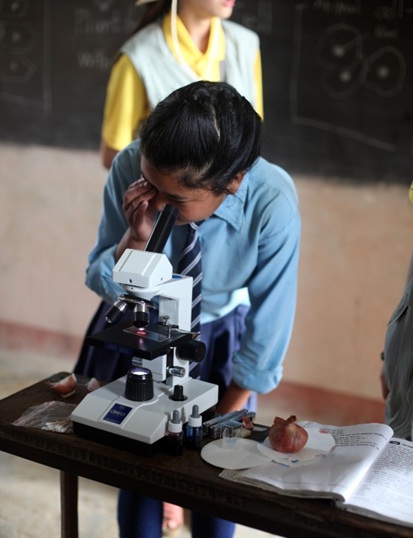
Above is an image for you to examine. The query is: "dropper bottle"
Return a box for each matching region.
[166,409,183,456]
[185,404,203,450]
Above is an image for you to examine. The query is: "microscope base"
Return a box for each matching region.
[72,421,165,456]
[71,375,218,453]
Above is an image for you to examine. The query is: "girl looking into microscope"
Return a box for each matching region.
[75,80,300,538]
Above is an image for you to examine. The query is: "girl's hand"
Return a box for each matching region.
[215,380,252,415]
[123,178,157,244]
[115,178,157,261]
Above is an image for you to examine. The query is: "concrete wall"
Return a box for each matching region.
[1,141,411,401]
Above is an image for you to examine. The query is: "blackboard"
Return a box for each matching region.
[232,0,413,183]
[0,0,140,149]
[0,0,412,183]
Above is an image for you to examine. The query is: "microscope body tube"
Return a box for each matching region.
[105,205,178,325]
[145,205,179,253]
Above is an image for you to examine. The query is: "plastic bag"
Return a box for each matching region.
[12,401,77,433]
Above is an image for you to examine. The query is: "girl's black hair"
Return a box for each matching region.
[112,1,170,66]
[133,0,171,34]
[140,81,262,194]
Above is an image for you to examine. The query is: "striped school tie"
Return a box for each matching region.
[177,222,203,335]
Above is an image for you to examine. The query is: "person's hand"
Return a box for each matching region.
[115,178,158,261]
[215,380,252,415]
[380,364,389,400]
[122,178,157,244]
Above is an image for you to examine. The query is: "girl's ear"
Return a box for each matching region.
[226,171,246,194]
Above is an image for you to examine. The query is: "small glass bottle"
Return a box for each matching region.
[185,404,203,450]
[166,409,183,456]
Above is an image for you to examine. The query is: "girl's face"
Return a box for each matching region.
[179,0,236,20]
[140,155,240,224]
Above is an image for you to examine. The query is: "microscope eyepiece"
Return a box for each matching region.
[145,204,178,253]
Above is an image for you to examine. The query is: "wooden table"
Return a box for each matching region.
[0,373,411,538]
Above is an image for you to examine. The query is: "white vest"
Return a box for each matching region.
[121,20,259,110]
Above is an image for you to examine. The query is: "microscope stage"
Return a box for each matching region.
[87,322,193,360]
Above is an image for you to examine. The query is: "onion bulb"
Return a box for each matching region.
[269,415,308,453]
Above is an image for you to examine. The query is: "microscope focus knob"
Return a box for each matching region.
[125,367,154,402]
[176,340,206,363]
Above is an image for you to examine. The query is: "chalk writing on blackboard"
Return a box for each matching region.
[0,0,137,112]
[1,0,412,181]
[73,3,137,76]
[0,1,47,111]
[290,1,412,154]
[315,24,405,99]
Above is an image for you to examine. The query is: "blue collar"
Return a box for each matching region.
[213,171,249,231]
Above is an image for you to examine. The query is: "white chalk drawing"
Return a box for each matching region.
[0,53,36,83]
[0,0,50,112]
[0,0,31,18]
[77,48,113,71]
[0,21,37,51]
[0,0,137,113]
[290,2,412,153]
[315,23,406,99]
[74,7,123,36]
[362,46,406,97]
[93,0,116,14]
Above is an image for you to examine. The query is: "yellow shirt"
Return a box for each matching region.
[102,14,263,151]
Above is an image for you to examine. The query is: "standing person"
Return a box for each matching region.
[75,81,300,538]
[100,0,263,169]
[380,182,413,441]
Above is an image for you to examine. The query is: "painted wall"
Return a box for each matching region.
[1,142,411,401]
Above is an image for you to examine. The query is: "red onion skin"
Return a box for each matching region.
[45,373,77,398]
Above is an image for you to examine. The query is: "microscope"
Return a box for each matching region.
[71,205,218,454]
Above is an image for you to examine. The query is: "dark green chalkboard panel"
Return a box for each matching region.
[0,0,412,182]
[232,0,413,183]
[0,0,140,149]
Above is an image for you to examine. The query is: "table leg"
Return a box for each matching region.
[60,471,79,538]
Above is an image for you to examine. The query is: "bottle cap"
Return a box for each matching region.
[188,404,202,428]
[168,409,183,434]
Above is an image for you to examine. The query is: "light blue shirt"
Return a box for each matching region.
[86,140,301,394]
